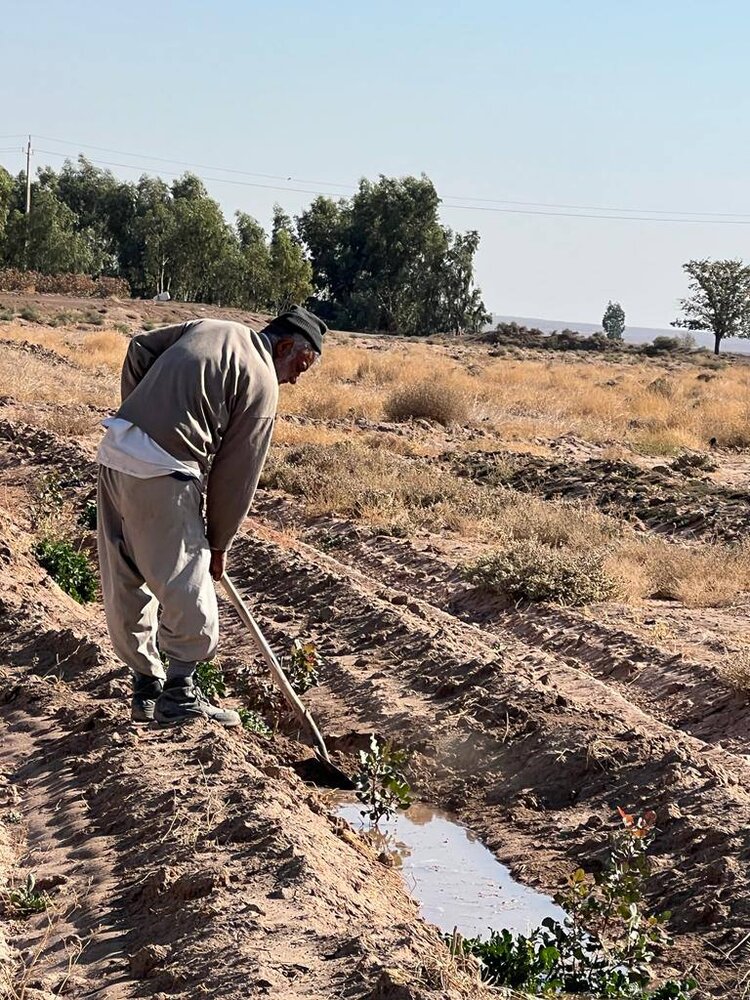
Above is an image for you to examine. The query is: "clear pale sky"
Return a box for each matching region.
[2,0,749,328]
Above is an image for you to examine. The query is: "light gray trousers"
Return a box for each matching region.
[97,466,219,679]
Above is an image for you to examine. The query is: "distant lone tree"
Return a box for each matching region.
[602,300,625,341]
[672,258,750,355]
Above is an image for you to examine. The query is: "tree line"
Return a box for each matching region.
[0,157,489,336]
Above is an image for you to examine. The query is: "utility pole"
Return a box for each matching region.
[25,135,32,214]
[23,135,33,270]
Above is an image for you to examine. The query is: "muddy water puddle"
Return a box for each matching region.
[334,798,565,938]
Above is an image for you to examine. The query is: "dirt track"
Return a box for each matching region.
[1,417,749,998]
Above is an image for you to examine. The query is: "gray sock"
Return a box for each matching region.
[166,657,196,681]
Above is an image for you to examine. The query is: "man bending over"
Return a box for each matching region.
[96,306,325,726]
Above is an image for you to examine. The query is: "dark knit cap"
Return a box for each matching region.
[266,305,327,353]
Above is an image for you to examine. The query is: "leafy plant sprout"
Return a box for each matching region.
[354,736,412,827]
[33,538,98,604]
[3,874,50,917]
[193,660,227,700]
[238,708,272,735]
[282,639,323,695]
[31,472,65,531]
[449,808,697,998]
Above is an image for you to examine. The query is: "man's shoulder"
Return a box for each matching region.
[187,318,255,338]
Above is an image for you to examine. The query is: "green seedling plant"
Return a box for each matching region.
[283,639,324,695]
[34,538,97,603]
[78,497,97,530]
[451,808,696,998]
[354,736,412,826]
[4,874,50,917]
[238,708,272,735]
[194,660,227,699]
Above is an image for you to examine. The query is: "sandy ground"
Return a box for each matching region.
[1,303,750,998]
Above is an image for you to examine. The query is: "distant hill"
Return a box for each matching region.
[489,314,750,355]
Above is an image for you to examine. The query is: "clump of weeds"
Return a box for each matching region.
[354,736,412,826]
[464,540,617,607]
[18,305,42,323]
[34,538,97,603]
[3,874,51,917]
[450,808,696,998]
[49,310,76,327]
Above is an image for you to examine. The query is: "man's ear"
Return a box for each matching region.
[274,337,294,359]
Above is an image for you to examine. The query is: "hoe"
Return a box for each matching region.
[220,573,355,789]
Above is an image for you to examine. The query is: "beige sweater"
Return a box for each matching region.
[117,319,278,551]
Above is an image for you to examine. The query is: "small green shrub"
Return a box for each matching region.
[464,541,617,606]
[142,321,156,332]
[34,538,97,603]
[4,874,50,917]
[234,665,285,728]
[450,809,696,998]
[114,322,130,335]
[31,472,65,530]
[283,639,323,695]
[83,310,105,326]
[238,708,272,735]
[19,305,42,323]
[0,305,14,321]
[194,659,226,699]
[646,376,674,398]
[648,336,682,354]
[354,736,412,826]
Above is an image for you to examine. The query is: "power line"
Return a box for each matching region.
[34,131,750,222]
[440,201,750,224]
[442,193,750,219]
[35,134,355,191]
[12,136,750,226]
[34,148,352,199]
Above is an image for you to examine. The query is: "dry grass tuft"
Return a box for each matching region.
[384,377,473,426]
[611,538,750,608]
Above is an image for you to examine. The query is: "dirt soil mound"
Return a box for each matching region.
[449,451,750,543]
[2,420,749,998]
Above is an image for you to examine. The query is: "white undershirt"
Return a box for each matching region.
[97,417,201,480]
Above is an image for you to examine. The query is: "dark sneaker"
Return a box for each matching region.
[131,673,164,722]
[154,678,241,728]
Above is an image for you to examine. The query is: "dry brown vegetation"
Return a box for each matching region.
[5,319,750,455]
[2,312,750,611]
[263,438,750,607]
[280,341,750,453]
